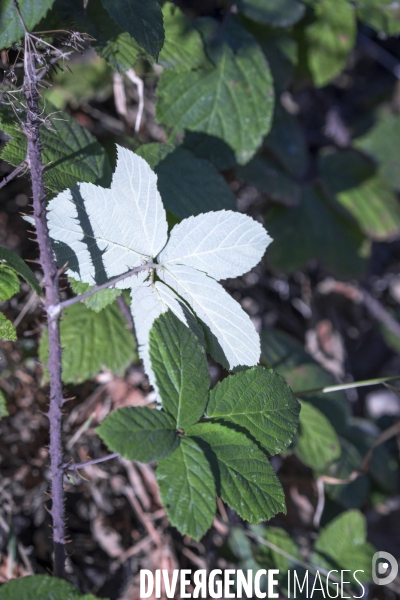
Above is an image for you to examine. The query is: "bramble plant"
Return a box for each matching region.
[0,0,399,597]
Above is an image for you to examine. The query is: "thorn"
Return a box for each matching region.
[62,396,76,405]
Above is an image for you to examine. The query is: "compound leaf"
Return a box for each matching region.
[160,264,261,370]
[0,246,41,295]
[0,313,16,341]
[295,401,341,470]
[156,21,274,164]
[0,0,55,49]
[0,266,20,301]
[97,406,179,462]
[206,366,300,454]
[156,437,216,541]
[305,0,356,87]
[47,146,269,379]
[149,311,209,430]
[159,210,271,281]
[47,146,168,285]
[39,301,135,384]
[101,0,164,60]
[0,575,99,600]
[188,422,286,522]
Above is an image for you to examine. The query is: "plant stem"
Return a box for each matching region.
[295,374,400,396]
[64,453,119,471]
[23,39,65,578]
[0,159,27,190]
[49,261,155,317]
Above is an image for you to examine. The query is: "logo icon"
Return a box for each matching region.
[372,551,398,586]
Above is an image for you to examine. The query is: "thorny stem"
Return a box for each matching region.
[22,34,66,577]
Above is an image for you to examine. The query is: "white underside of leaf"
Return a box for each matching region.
[110,146,168,257]
[159,264,260,369]
[47,146,168,286]
[158,210,271,280]
[130,273,198,386]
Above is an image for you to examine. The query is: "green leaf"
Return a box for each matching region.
[254,526,301,573]
[343,418,398,493]
[261,328,351,435]
[355,111,400,192]
[0,246,41,295]
[149,311,210,430]
[182,132,237,171]
[0,0,55,49]
[0,103,112,192]
[265,183,366,278]
[135,143,175,170]
[39,302,136,384]
[136,145,237,219]
[320,149,400,241]
[156,436,216,540]
[45,0,143,73]
[245,22,298,94]
[0,266,20,301]
[313,510,375,584]
[206,366,300,454]
[237,156,301,206]
[160,264,261,370]
[295,401,341,470]
[188,422,286,522]
[69,278,121,312]
[0,313,16,341]
[159,3,206,69]
[235,0,305,27]
[264,103,308,178]
[101,0,164,60]
[324,438,370,509]
[0,390,8,418]
[356,0,400,36]
[156,20,274,164]
[97,406,179,462]
[305,0,356,87]
[0,575,100,599]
